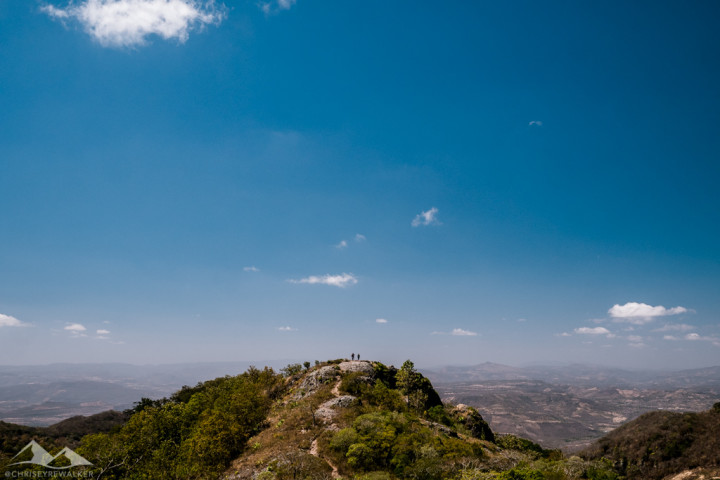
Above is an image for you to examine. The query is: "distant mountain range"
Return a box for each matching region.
[422,362,720,451]
[0,362,261,425]
[423,362,720,389]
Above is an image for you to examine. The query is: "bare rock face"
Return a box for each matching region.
[321,395,357,409]
[338,361,374,375]
[315,395,357,422]
[294,366,338,399]
[451,404,495,442]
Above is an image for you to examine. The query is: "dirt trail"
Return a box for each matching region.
[308,377,343,479]
[310,438,339,478]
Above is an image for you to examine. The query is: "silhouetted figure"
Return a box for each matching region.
[357,353,361,360]
[351,353,355,360]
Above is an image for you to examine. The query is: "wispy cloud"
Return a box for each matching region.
[412,207,441,227]
[528,120,543,126]
[289,273,358,288]
[451,328,477,336]
[653,323,695,332]
[574,326,611,335]
[64,323,87,332]
[375,318,388,324]
[663,332,719,347]
[244,266,260,272]
[42,0,226,48]
[334,234,366,250]
[277,326,298,332]
[684,332,719,346]
[608,302,688,325]
[96,328,111,339]
[65,323,88,337]
[0,313,30,328]
[259,0,296,15]
[432,328,478,336]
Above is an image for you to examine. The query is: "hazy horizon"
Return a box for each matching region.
[2,1,719,371]
[0,357,718,374]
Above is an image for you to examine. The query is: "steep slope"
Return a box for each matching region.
[580,403,720,479]
[225,359,497,479]
[223,360,616,480]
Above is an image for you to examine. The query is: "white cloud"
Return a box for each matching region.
[432,328,478,336]
[528,120,543,126]
[64,323,87,332]
[375,318,388,324]
[96,328,111,339]
[277,326,297,332]
[663,335,679,341]
[244,266,260,272]
[574,326,611,335]
[42,0,226,48]
[259,0,296,15]
[556,332,572,337]
[682,333,720,347]
[629,342,646,348]
[355,234,366,242]
[0,314,30,328]
[627,335,643,343]
[411,207,441,227]
[654,323,695,332]
[451,328,478,336]
[65,323,88,337]
[289,273,358,288]
[608,302,688,325]
[335,240,348,249]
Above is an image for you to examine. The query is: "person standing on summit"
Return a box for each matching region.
[351,353,355,360]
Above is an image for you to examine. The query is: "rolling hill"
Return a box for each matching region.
[580,403,720,480]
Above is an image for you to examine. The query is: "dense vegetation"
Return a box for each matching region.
[4,359,715,479]
[580,402,720,479]
[76,366,284,479]
[226,360,618,480]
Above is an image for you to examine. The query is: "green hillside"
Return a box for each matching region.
[20,359,720,479]
[1,358,622,480]
[580,403,720,480]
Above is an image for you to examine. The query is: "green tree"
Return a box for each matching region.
[396,360,420,396]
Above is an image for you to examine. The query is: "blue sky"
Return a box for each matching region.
[1,0,719,369]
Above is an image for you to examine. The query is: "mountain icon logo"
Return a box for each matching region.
[8,440,92,469]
